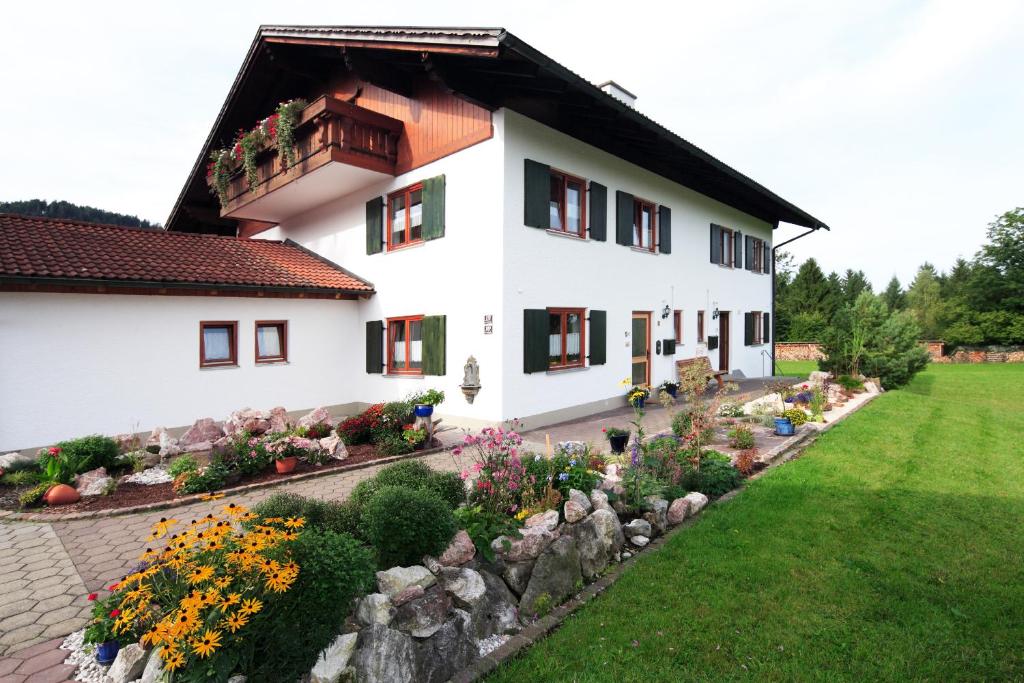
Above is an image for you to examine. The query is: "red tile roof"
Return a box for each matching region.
[0,214,373,295]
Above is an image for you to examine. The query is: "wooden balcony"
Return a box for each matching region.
[211,95,403,223]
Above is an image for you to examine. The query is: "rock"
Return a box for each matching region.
[501,560,534,596]
[491,529,558,562]
[667,497,691,525]
[474,570,521,638]
[622,518,652,538]
[353,624,417,683]
[179,418,224,447]
[227,677,246,683]
[212,436,233,454]
[569,509,624,580]
[519,536,582,618]
[0,451,37,470]
[105,643,148,683]
[642,498,669,536]
[159,443,181,458]
[123,467,173,486]
[622,551,633,559]
[437,529,476,566]
[568,489,593,513]
[139,647,164,683]
[563,500,588,523]
[391,585,451,638]
[184,440,213,454]
[809,371,830,385]
[356,593,394,626]
[589,489,613,513]
[631,535,650,547]
[74,468,112,497]
[393,585,425,607]
[145,427,170,450]
[438,567,486,609]
[113,434,139,453]
[319,434,348,460]
[376,566,436,599]
[683,492,709,515]
[268,406,290,433]
[523,509,560,534]
[413,609,476,683]
[310,632,358,683]
[298,406,332,429]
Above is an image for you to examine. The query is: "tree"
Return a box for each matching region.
[973,208,1024,313]
[906,264,945,340]
[0,199,159,229]
[776,258,841,341]
[841,269,873,306]
[882,276,906,311]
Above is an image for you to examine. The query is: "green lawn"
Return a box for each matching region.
[775,359,818,377]
[490,365,1024,681]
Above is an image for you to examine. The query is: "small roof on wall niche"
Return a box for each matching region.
[597,81,637,108]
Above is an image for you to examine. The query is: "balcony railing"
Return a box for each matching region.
[210,95,403,218]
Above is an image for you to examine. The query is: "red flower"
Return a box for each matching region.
[48,447,61,457]
[87,593,97,601]
[601,428,607,432]
[108,583,119,591]
[109,609,121,618]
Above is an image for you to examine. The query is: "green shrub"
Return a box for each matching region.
[837,375,865,391]
[361,486,456,567]
[425,471,466,509]
[783,409,808,426]
[19,482,51,508]
[173,464,227,495]
[695,459,741,497]
[376,432,413,456]
[727,427,756,450]
[55,435,119,472]
[245,529,376,683]
[251,493,361,538]
[168,454,200,478]
[2,470,42,486]
[671,411,692,437]
[374,459,432,487]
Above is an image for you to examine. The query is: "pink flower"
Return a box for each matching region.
[472,462,483,473]
[460,470,470,480]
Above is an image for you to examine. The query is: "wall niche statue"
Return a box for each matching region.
[460,356,481,404]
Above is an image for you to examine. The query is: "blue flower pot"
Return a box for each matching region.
[96,640,120,665]
[665,387,678,398]
[631,397,646,409]
[413,404,434,418]
[774,418,795,436]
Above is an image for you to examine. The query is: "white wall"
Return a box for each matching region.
[0,292,361,451]
[500,110,775,421]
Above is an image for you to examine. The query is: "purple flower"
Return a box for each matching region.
[558,472,569,482]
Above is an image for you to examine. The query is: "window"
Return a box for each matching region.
[751,311,764,345]
[717,227,736,267]
[549,171,586,237]
[633,199,656,251]
[255,321,287,363]
[673,310,683,343]
[387,316,423,374]
[697,310,705,343]
[387,183,423,250]
[200,321,237,368]
[751,237,765,272]
[548,308,586,369]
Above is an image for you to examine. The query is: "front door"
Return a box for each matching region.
[718,311,730,373]
[631,311,651,387]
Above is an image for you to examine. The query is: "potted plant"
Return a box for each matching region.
[604,427,630,454]
[773,416,795,436]
[83,595,123,665]
[267,435,314,474]
[39,446,81,506]
[626,386,650,409]
[402,425,428,450]
[413,389,445,418]
[659,380,679,399]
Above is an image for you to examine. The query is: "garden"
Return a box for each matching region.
[0,390,447,514]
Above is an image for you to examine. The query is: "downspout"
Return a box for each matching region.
[771,227,818,377]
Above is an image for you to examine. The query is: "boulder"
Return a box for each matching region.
[391,585,451,638]
[491,529,558,562]
[74,467,112,497]
[112,434,139,454]
[393,585,425,607]
[642,498,669,537]
[356,593,394,626]
[437,529,476,566]
[631,535,650,548]
[413,609,476,683]
[522,509,559,534]
[568,489,593,514]
[353,624,417,683]
[310,632,358,683]
[298,406,332,429]
[179,418,224,447]
[268,406,290,433]
[809,371,830,385]
[0,452,35,471]
[667,497,691,525]
[139,647,164,683]
[376,566,436,599]
[622,519,652,538]
[683,492,709,515]
[501,560,534,597]
[469,570,521,641]
[563,500,588,523]
[438,567,486,609]
[569,509,624,580]
[589,489,614,513]
[184,440,213,454]
[319,435,348,461]
[519,535,582,618]
[145,427,170,450]
[105,643,148,683]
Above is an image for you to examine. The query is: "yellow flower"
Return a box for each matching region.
[218,592,241,609]
[161,649,186,671]
[283,517,305,529]
[240,598,262,616]
[221,502,248,518]
[265,571,294,593]
[221,611,249,633]
[200,492,225,501]
[147,517,178,541]
[214,576,232,590]
[187,565,215,585]
[191,629,223,658]
[279,530,298,542]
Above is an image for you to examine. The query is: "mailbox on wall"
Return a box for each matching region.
[707,335,719,350]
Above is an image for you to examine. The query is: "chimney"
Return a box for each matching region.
[598,80,637,108]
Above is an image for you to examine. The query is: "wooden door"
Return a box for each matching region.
[718,311,730,373]
[631,311,651,387]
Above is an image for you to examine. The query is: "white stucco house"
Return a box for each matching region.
[0,26,828,451]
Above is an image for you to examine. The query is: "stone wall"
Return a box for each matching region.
[939,345,1024,364]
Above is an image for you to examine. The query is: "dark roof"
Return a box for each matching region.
[167,25,828,233]
[0,213,373,295]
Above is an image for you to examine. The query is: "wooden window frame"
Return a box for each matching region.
[719,227,735,267]
[386,182,424,251]
[547,307,587,370]
[549,170,587,238]
[751,311,764,345]
[199,321,238,368]
[697,310,705,343]
[673,310,683,343]
[254,320,288,364]
[633,198,657,252]
[386,315,424,375]
[751,237,765,272]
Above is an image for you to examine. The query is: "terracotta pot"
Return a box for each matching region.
[275,457,297,474]
[44,483,81,506]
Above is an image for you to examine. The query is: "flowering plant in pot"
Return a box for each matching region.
[625,386,650,408]
[411,389,445,418]
[603,427,631,454]
[83,593,128,664]
[659,380,680,399]
[266,435,314,473]
[402,425,428,449]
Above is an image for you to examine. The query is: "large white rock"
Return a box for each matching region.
[139,647,164,683]
[0,451,37,470]
[319,434,348,460]
[376,565,436,599]
[438,566,486,609]
[522,509,559,534]
[568,489,593,513]
[563,500,588,523]
[356,593,394,626]
[105,643,148,683]
[683,492,709,515]
[589,489,614,513]
[310,632,358,683]
[622,518,651,538]
[75,467,112,497]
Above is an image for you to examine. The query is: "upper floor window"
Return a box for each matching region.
[387,315,423,375]
[697,310,705,343]
[200,321,237,368]
[548,308,586,370]
[750,237,765,272]
[387,184,423,250]
[673,310,683,343]
[713,225,736,267]
[633,199,656,251]
[255,321,287,363]
[549,171,586,237]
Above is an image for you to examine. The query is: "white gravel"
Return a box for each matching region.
[60,629,109,683]
[123,467,173,485]
[477,634,510,657]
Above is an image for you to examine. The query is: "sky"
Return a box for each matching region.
[2,0,1022,289]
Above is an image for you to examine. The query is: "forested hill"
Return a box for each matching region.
[0,199,160,229]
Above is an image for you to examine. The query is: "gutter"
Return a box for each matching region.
[0,275,374,299]
[770,228,819,376]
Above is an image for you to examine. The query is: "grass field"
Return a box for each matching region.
[489,365,1024,681]
[775,359,818,377]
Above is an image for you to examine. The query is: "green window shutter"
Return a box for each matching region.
[763,312,771,344]
[366,197,383,255]
[422,175,445,241]
[615,191,634,246]
[744,313,754,346]
[710,225,722,264]
[366,320,384,373]
[589,182,607,241]
[745,235,755,270]
[524,159,550,229]
[733,231,742,268]
[523,309,549,373]
[589,310,606,365]
[763,244,772,274]
[422,315,446,375]
[658,205,671,254]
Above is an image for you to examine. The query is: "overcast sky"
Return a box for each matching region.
[2,0,1021,288]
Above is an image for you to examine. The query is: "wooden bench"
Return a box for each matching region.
[676,356,727,389]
